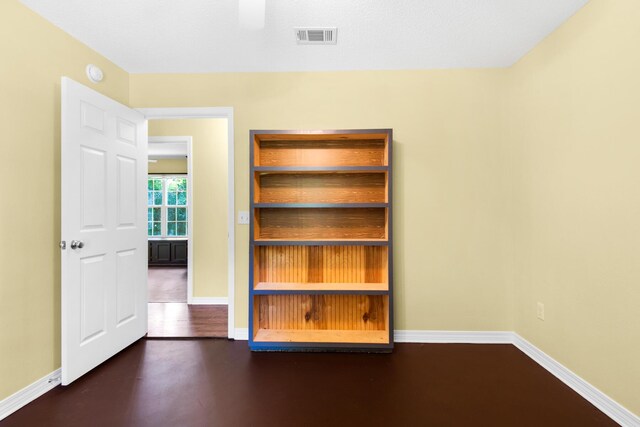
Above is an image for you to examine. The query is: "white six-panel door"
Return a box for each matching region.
[61,77,148,385]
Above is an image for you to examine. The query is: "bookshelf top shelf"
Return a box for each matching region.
[252,130,392,141]
[252,131,391,168]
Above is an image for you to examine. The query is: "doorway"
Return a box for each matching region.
[139,110,235,338]
[61,79,236,384]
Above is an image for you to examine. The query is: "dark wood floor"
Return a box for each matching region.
[1,340,614,427]
[147,266,227,338]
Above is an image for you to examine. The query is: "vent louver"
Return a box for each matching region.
[295,27,337,45]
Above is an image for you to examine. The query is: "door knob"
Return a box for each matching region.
[70,240,84,250]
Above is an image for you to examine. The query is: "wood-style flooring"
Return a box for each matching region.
[147,303,227,338]
[148,267,187,303]
[1,340,615,427]
[147,266,227,338]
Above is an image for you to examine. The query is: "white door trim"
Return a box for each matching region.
[148,136,190,157]
[138,108,235,339]
[148,136,194,304]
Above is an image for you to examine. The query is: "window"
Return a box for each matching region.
[147,176,188,237]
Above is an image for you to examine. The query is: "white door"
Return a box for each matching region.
[61,77,148,385]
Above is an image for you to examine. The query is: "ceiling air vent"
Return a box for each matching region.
[295,27,337,45]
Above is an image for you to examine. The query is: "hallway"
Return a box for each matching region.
[147,267,227,338]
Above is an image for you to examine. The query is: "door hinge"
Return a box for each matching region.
[59,241,66,250]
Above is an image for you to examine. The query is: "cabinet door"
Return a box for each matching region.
[172,241,188,264]
[155,242,172,263]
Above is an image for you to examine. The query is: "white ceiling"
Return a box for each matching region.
[20,0,589,74]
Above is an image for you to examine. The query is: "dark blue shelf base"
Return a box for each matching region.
[249,341,393,352]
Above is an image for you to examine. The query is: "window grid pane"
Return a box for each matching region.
[167,208,187,236]
[147,207,163,236]
[176,222,187,236]
[148,176,187,237]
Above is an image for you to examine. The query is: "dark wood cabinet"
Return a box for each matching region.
[148,240,188,266]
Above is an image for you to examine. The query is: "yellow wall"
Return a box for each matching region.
[506,0,640,415]
[148,120,228,298]
[148,158,188,174]
[131,70,513,333]
[0,1,129,401]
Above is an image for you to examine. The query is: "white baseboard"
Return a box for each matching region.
[188,297,228,305]
[512,333,639,427]
[394,330,512,344]
[234,328,249,340]
[0,368,61,421]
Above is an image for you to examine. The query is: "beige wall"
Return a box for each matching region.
[506,0,640,415]
[131,70,513,333]
[0,1,129,401]
[148,158,188,174]
[149,120,228,298]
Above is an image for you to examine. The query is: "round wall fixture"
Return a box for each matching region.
[85,64,104,83]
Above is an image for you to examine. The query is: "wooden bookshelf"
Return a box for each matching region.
[249,129,393,351]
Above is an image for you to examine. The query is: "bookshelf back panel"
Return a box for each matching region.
[255,208,387,240]
[255,139,387,167]
[254,245,388,285]
[255,173,386,204]
[254,294,388,332]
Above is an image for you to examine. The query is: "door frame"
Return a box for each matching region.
[148,135,194,303]
[138,107,235,339]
